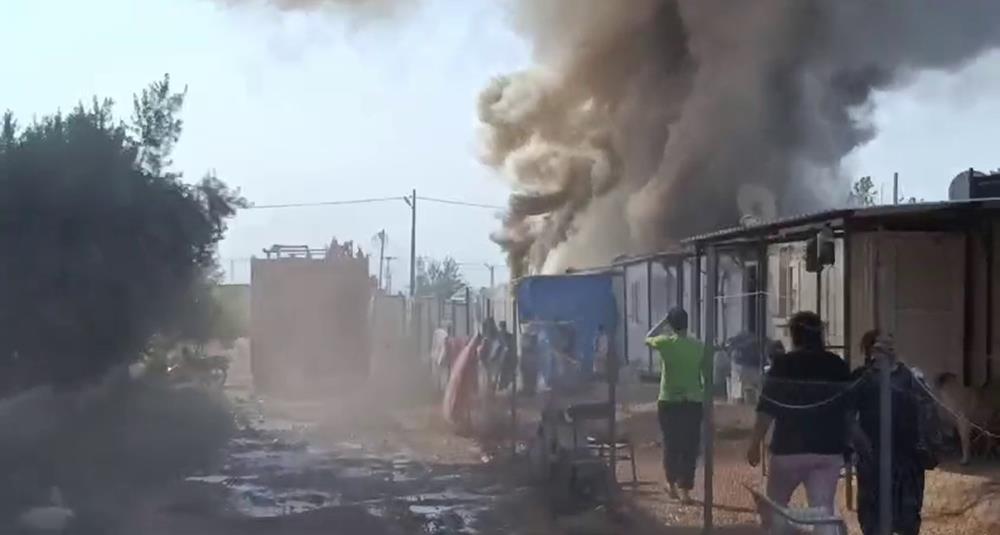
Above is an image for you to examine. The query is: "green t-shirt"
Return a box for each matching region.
[646,334,705,402]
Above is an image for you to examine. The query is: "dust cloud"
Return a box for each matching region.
[221,0,1000,277]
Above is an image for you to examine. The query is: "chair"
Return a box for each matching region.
[745,484,848,535]
[565,401,638,484]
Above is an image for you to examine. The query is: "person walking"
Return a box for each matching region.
[746,311,857,526]
[519,326,539,396]
[647,307,704,504]
[853,331,938,535]
[496,320,517,391]
[593,324,610,379]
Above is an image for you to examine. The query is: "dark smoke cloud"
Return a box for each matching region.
[223,0,1000,276]
[484,0,1000,276]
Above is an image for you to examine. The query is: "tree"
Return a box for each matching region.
[131,74,187,176]
[849,175,877,207]
[0,76,244,389]
[0,111,15,152]
[415,257,465,300]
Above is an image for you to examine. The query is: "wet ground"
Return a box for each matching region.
[182,415,533,534]
[113,386,559,535]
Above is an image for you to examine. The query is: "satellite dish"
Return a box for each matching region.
[737,184,778,226]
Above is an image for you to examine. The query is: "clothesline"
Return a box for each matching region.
[756,371,1000,440]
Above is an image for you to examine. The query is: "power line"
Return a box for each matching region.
[244,196,404,210]
[416,196,504,210]
[239,195,504,211]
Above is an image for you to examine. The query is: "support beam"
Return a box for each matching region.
[647,260,654,373]
[755,242,769,479]
[511,295,519,457]
[874,230,894,535]
[692,252,703,338]
[843,232,854,510]
[702,246,719,533]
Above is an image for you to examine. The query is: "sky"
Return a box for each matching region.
[4,0,1000,288]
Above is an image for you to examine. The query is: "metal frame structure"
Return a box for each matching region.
[501,198,1000,531]
[612,250,690,374]
[684,198,1000,532]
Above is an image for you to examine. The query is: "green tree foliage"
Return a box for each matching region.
[849,175,877,207]
[0,76,244,389]
[415,257,465,300]
[131,74,187,176]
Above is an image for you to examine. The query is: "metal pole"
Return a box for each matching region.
[486,264,496,288]
[874,230,893,535]
[843,232,855,510]
[816,268,823,318]
[377,230,386,291]
[703,246,719,533]
[385,256,396,294]
[692,252,703,338]
[608,332,619,490]
[756,241,768,479]
[465,286,472,335]
[647,260,654,373]
[511,294,519,457]
[878,349,892,535]
[409,189,417,296]
[892,172,899,205]
[622,270,630,365]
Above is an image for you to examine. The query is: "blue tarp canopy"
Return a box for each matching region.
[516,272,618,379]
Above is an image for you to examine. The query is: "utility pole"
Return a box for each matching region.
[893,172,899,205]
[404,189,417,296]
[384,256,397,294]
[374,230,387,291]
[484,263,496,288]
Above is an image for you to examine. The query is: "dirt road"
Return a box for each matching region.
[109,383,556,535]
[103,376,998,535]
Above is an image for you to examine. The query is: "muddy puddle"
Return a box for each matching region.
[185,419,523,533]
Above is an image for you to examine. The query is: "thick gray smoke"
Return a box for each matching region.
[485,0,1000,276]
[225,0,1000,277]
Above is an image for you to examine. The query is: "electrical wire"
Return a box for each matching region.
[416,196,504,210]
[240,195,504,211]
[244,196,404,210]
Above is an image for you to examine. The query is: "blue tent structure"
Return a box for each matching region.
[515,272,619,384]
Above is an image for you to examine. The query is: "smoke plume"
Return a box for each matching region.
[485,0,1000,276]
[225,0,1000,277]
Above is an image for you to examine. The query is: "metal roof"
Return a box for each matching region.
[682,198,1000,247]
[611,248,692,267]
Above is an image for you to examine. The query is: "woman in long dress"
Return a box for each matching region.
[443,320,496,434]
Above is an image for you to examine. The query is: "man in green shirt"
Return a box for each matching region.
[646,307,705,504]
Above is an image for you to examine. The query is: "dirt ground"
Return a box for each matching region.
[616,398,1000,534]
[104,356,1000,535]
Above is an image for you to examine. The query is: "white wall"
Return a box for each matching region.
[849,232,965,379]
[624,263,650,369]
[767,240,845,353]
